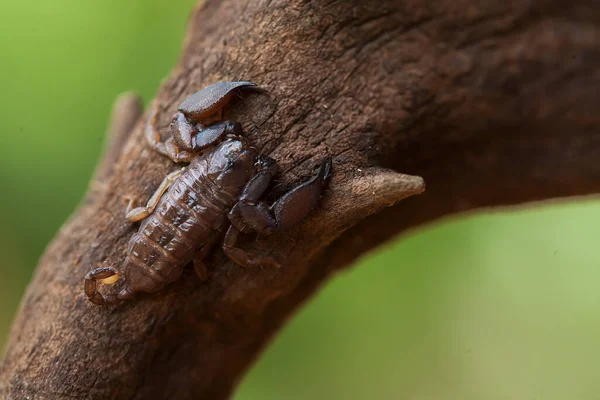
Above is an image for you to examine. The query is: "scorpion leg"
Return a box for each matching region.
[164,137,195,163]
[145,102,194,163]
[222,225,280,268]
[193,259,209,282]
[145,102,169,155]
[125,168,185,222]
[192,239,218,281]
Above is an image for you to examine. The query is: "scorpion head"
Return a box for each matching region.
[207,139,258,190]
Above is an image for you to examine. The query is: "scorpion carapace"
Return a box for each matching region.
[84,81,332,306]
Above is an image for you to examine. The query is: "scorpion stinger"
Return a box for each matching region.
[84,266,134,305]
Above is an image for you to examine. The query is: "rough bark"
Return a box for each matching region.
[1,0,599,398]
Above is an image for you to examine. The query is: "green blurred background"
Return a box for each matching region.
[1,1,599,399]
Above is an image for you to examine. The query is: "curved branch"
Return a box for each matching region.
[1,0,599,399]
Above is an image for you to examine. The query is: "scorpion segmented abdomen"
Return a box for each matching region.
[168,173,228,235]
[124,160,239,291]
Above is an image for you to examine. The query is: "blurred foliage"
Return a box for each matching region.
[1,1,599,399]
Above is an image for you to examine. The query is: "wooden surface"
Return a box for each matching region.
[1,0,599,398]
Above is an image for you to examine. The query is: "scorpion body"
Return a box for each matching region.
[85,81,332,305]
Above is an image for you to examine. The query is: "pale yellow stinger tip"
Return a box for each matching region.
[99,273,119,285]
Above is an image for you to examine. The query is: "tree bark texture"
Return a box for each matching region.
[2,0,599,398]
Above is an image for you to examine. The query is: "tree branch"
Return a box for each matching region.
[1,0,599,398]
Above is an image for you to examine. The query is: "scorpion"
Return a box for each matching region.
[84,81,332,305]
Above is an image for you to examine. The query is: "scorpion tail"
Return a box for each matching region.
[84,267,133,306]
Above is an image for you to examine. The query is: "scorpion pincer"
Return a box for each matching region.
[84,81,332,305]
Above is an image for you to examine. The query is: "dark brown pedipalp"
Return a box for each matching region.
[178,81,257,120]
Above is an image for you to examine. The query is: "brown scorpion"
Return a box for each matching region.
[84,81,332,305]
